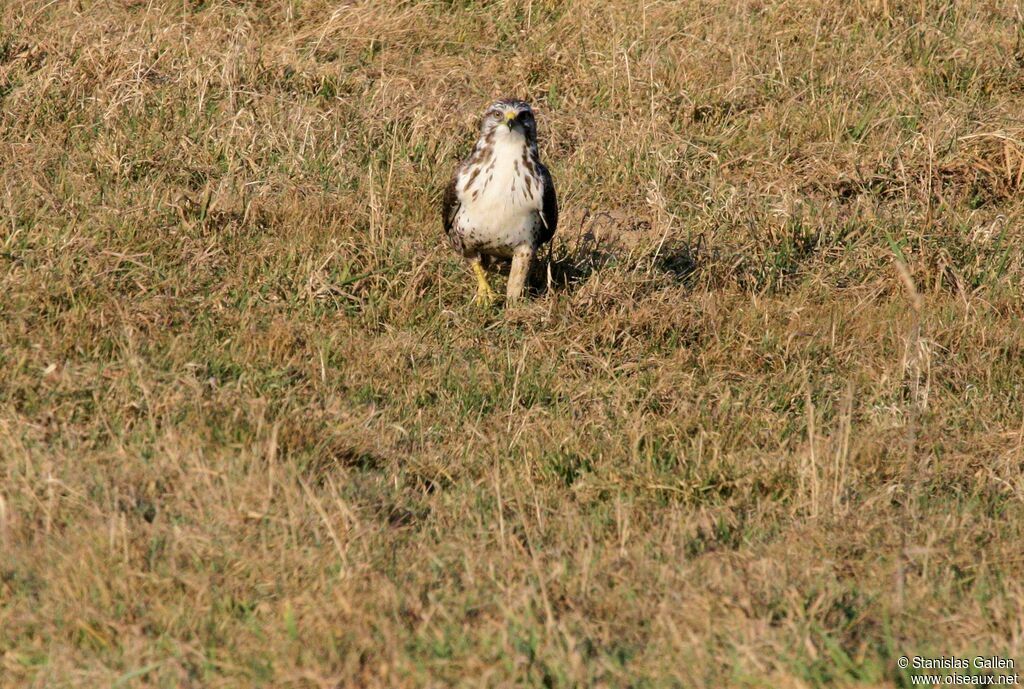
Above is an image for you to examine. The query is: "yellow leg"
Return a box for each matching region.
[472,260,498,306]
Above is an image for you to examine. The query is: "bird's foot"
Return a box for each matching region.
[473,285,499,307]
[472,261,499,307]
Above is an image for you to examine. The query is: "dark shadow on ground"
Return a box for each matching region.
[651,234,704,284]
[483,209,707,297]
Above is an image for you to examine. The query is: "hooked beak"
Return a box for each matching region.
[504,111,516,130]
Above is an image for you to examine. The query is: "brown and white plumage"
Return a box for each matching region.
[442,99,558,305]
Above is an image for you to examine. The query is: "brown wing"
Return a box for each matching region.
[536,162,558,246]
[441,172,460,241]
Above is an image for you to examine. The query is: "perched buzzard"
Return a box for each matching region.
[442,99,558,305]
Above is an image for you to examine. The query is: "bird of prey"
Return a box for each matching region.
[441,99,558,305]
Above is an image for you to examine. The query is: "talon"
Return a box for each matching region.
[472,261,498,307]
[473,287,498,306]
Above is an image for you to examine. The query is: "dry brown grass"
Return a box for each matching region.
[3,0,1024,686]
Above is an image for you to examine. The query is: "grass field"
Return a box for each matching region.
[3,0,1024,686]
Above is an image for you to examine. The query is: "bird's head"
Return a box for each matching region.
[479,99,537,146]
